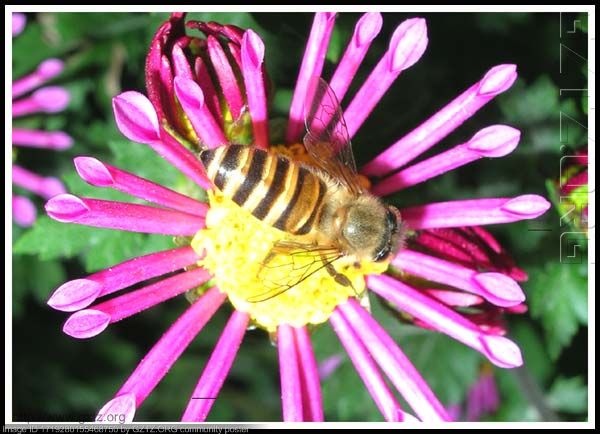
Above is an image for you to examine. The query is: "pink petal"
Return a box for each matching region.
[362,64,518,176]
[63,268,211,339]
[278,324,304,421]
[182,310,250,422]
[98,287,226,421]
[329,311,406,421]
[373,125,520,195]
[173,76,227,148]
[12,12,26,37]
[329,12,383,104]
[47,246,200,312]
[338,299,450,421]
[401,195,551,229]
[285,12,337,143]
[112,91,161,145]
[45,194,204,236]
[294,326,324,422]
[368,274,523,368]
[12,128,73,150]
[393,249,525,307]
[344,18,428,138]
[12,59,65,99]
[12,195,37,227]
[194,57,223,123]
[12,164,66,199]
[74,157,207,215]
[96,393,136,424]
[206,35,244,119]
[13,86,70,117]
[241,29,269,149]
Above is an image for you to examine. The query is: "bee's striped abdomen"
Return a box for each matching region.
[200,145,326,235]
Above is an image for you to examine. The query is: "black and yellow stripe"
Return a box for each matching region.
[200,145,326,235]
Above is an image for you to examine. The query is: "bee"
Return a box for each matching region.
[199,78,404,301]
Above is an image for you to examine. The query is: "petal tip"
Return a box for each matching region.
[355,12,383,46]
[48,279,103,312]
[473,272,525,307]
[242,29,265,69]
[32,87,70,112]
[480,335,523,368]
[96,393,136,424]
[63,309,110,339]
[501,195,552,218]
[74,156,114,187]
[389,17,428,72]
[112,91,160,145]
[479,64,518,96]
[467,125,521,157]
[45,194,89,222]
[38,59,65,79]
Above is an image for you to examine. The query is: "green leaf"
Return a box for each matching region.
[527,261,588,359]
[547,376,588,414]
[13,255,66,316]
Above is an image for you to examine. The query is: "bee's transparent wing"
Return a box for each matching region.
[303,77,364,195]
[247,240,343,303]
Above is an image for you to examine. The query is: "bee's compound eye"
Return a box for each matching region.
[386,207,400,234]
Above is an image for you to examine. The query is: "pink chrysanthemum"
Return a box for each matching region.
[11,12,72,226]
[448,364,500,422]
[46,13,550,422]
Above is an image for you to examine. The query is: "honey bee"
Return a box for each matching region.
[199,78,404,301]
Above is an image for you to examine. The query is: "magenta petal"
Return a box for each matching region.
[400,195,551,229]
[294,327,324,422]
[45,194,204,236]
[338,299,449,421]
[12,12,26,37]
[372,125,520,195]
[48,279,103,312]
[96,393,136,424]
[74,157,207,215]
[12,195,37,227]
[393,249,525,307]
[344,18,427,138]
[12,128,73,150]
[329,311,405,421]
[329,12,383,104]
[32,86,70,112]
[206,35,244,119]
[13,165,66,199]
[285,12,337,143]
[241,29,269,149]
[112,91,161,145]
[173,76,227,148]
[182,311,250,422]
[63,309,111,339]
[47,246,200,312]
[362,64,518,176]
[368,274,523,368]
[278,324,304,421]
[110,287,226,412]
[12,59,65,99]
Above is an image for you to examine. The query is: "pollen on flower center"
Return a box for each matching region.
[190,146,385,332]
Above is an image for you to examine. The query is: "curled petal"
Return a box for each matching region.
[285,12,337,143]
[112,91,161,145]
[45,194,204,236]
[344,18,428,138]
[401,195,551,229]
[362,64,518,176]
[12,195,37,227]
[393,249,525,307]
[74,157,207,215]
[12,59,65,98]
[373,125,520,195]
[12,128,73,150]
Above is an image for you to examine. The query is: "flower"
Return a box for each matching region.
[552,149,588,232]
[448,364,500,422]
[11,12,72,226]
[46,12,551,422]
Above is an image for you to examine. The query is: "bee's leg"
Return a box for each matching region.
[321,254,359,297]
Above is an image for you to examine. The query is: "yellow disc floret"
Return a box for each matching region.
[191,190,388,332]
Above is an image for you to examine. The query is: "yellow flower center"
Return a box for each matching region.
[190,144,387,332]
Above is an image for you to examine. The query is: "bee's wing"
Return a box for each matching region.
[247,240,343,303]
[303,78,364,196]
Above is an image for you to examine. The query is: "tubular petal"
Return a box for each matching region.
[182,311,250,421]
[278,324,304,421]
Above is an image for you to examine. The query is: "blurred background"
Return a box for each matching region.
[11,11,589,422]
